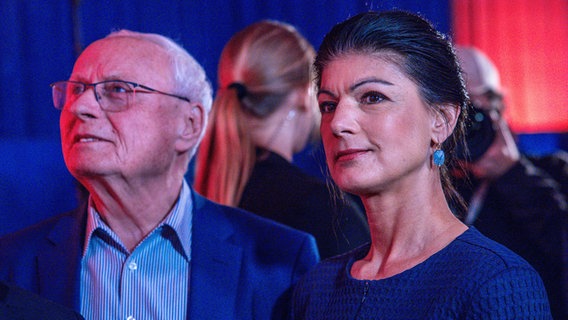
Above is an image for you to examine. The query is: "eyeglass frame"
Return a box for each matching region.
[50,79,191,112]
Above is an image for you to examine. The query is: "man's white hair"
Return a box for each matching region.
[105,29,213,157]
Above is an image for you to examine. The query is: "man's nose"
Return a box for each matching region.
[64,86,102,119]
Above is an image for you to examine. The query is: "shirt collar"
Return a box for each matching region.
[83,180,193,260]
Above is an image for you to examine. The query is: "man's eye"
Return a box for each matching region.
[319,101,336,113]
[361,91,387,104]
[108,84,129,93]
[102,82,133,95]
[70,84,84,95]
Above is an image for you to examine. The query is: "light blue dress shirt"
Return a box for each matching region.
[80,181,192,320]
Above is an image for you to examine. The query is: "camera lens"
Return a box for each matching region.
[455,106,496,162]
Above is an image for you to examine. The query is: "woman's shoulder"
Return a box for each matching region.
[431,227,546,290]
[451,227,536,270]
[447,228,552,317]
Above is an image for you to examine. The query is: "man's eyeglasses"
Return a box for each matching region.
[50,80,190,112]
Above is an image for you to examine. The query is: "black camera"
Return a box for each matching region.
[455,105,496,162]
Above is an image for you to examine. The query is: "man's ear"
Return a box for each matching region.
[175,103,205,153]
[431,103,460,144]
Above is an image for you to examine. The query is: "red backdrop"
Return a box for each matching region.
[452,0,568,134]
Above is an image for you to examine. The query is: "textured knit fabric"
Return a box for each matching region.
[239,150,369,259]
[292,227,552,319]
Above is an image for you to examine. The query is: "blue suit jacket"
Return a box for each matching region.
[0,281,84,320]
[0,190,319,319]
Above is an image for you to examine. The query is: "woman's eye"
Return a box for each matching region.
[319,101,337,113]
[361,91,387,104]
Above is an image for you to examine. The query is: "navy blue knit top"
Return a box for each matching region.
[292,227,552,319]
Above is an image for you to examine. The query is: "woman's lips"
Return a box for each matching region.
[335,149,369,162]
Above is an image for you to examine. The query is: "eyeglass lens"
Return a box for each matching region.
[52,81,135,112]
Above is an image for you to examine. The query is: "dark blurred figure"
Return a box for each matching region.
[0,281,84,320]
[453,45,568,319]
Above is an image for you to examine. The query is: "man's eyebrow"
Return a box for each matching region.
[69,74,126,83]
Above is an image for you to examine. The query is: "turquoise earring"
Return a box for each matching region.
[433,149,445,167]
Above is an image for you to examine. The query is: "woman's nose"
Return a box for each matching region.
[328,100,358,137]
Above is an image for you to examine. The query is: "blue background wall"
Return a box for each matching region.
[0,0,564,236]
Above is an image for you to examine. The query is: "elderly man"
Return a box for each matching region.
[453,45,568,319]
[0,30,318,320]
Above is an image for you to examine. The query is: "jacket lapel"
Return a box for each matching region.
[37,204,86,310]
[188,193,242,319]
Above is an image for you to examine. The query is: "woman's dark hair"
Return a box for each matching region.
[315,10,469,215]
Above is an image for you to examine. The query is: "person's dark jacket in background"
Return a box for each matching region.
[240,150,370,259]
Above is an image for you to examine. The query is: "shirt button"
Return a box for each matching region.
[128,261,137,271]
[126,316,135,320]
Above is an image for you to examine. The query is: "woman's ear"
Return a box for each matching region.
[296,84,320,122]
[296,84,317,110]
[431,103,460,144]
[175,103,205,153]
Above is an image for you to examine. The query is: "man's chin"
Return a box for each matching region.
[67,164,109,179]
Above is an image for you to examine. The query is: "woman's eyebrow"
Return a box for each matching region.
[350,78,394,91]
[317,77,394,98]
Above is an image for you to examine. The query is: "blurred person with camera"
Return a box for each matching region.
[453,45,568,319]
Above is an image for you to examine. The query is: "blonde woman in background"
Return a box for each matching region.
[194,20,369,259]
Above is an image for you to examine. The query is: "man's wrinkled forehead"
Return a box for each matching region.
[71,36,170,84]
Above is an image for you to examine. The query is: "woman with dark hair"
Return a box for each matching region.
[291,11,551,319]
[194,20,369,259]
